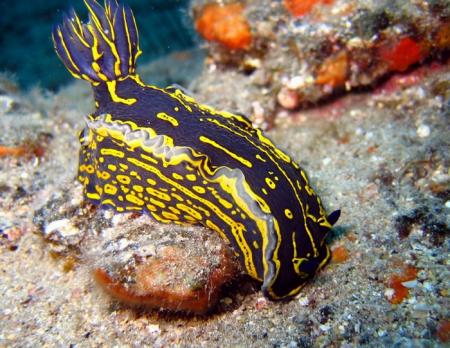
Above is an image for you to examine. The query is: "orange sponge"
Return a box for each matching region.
[284,0,334,17]
[195,3,252,50]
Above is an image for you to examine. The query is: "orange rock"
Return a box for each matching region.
[284,0,334,17]
[195,3,252,50]
[437,319,450,342]
[0,136,49,158]
[435,22,450,49]
[94,245,238,314]
[331,245,349,263]
[316,51,348,87]
[0,145,27,157]
[386,265,418,304]
[379,37,423,72]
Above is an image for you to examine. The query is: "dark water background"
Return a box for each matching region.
[0,0,197,90]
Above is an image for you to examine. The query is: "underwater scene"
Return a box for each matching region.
[0,0,449,346]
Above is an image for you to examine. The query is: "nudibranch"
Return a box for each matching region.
[52,0,340,300]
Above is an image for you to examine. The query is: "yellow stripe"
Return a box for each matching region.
[199,135,253,168]
[69,20,90,48]
[84,0,122,76]
[56,28,81,74]
[126,156,258,278]
[106,81,137,105]
[122,7,134,71]
[100,148,124,158]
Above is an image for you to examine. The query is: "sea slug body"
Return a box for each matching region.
[52,0,340,300]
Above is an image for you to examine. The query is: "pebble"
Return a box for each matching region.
[322,157,331,166]
[422,281,434,292]
[416,124,430,138]
[286,75,310,89]
[0,95,15,115]
[413,303,432,312]
[147,324,160,335]
[319,324,331,332]
[277,87,299,110]
[297,296,309,306]
[255,297,267,310]
[384,288,395,301]
[45,219,79,238]
[222,297,233,306]
[401,280,418,288]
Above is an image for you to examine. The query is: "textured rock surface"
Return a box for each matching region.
[191,0,450,127]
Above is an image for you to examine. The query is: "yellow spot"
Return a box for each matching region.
[174,106,179,112]
[168,206,181,215]
[150,197,166,209]
[85,165,94,174]
[146,178,156,186]
[108,164,117,172]
[256,154,266,162]
[156,112,179,127]
[161,211,179,220]
[119,163,128,171]
[184,215,197,222]
[146,204,157,212]
[193,186,206,194]
[300,170,309,185]
[133,185,144,193]
[253,240,259,249]
[199,135,253,168]
[170,192,184,201]
[95,185,103,194]
[219,198,233,209]
[146,187,171,201]
[101,199,116,207]
[130,171,142,180]
[262,188,268,195]
[99,171,111,180]
[284,208,294,220]
[104,184,118,195]
[176,203,202,220]
[86,192,100,200]
[116,175,131,184]
[186,174,197,181]
[172,173,184,181]
[265,177,276,189]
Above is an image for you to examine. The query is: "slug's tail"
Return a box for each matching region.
[52,0,141,84]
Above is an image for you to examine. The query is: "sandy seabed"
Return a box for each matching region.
[0,60,449,347]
